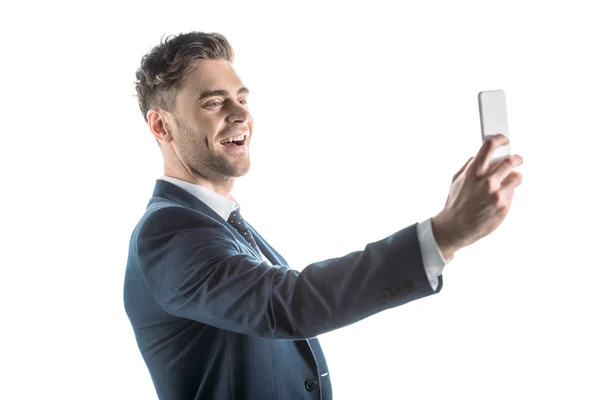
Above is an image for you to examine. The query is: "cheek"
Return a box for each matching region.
[184,117,213,138]
[196,116,221,133]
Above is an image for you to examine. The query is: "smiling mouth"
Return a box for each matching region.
[220,134,248,147]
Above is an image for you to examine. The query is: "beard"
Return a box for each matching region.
[176,119,250,182]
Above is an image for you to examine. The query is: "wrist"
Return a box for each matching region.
[431,211,461,260]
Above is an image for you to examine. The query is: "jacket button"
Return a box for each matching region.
[305,379,318,391]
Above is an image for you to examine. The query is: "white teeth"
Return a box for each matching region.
[221,134,247,144]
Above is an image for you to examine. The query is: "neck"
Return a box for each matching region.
[164,166,235,200]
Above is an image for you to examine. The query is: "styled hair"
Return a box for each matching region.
[134,31,235,145]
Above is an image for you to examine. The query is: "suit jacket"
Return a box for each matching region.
[123,179,443,399]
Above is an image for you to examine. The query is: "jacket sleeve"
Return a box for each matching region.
[135,206,443,340]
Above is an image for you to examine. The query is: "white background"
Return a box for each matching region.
[2,0,599,399]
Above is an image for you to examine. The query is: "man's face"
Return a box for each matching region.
[169,59,253,183]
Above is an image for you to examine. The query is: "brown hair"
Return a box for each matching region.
[134,31,235,145]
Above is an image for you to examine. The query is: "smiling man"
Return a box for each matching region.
[145,56,252,196]
[123,32,523,400]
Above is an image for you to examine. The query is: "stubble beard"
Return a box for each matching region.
[178,122,250,182]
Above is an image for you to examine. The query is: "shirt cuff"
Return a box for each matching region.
[416,217,453,291]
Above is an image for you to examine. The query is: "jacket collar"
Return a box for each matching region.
[149,179,226,224]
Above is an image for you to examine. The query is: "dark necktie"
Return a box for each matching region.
[227,208,261,254]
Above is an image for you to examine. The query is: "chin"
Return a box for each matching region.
[226,161,250,178]
[235,165,251,177]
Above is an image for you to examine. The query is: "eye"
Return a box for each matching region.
[206,101,222,108]
[239,99,248,105]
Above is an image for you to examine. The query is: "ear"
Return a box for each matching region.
[147,109,174,144]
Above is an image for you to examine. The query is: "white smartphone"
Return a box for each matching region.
[478,90,511,166]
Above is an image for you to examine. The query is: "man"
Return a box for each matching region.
[123,31,523,400]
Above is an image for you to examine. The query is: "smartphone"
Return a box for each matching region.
[478,90,511,166]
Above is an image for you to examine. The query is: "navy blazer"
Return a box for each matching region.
[124,180,443,399]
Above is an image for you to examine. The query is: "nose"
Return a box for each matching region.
[226,101,252,124]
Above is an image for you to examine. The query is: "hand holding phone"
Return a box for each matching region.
[478,90,511,166]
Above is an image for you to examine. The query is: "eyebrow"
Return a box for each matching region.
[199,87,250,100]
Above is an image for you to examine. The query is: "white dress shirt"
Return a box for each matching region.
[159,176,451,291]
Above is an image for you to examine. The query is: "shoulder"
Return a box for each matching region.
[134,198,236,247]
[132,199,242,274]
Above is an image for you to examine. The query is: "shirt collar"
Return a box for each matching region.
[159,176,239,221]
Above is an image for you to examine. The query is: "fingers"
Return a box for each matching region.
[501,170,523,191]
[470,134,510,178]
[487,154,524,183]
[493,171,522,212]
